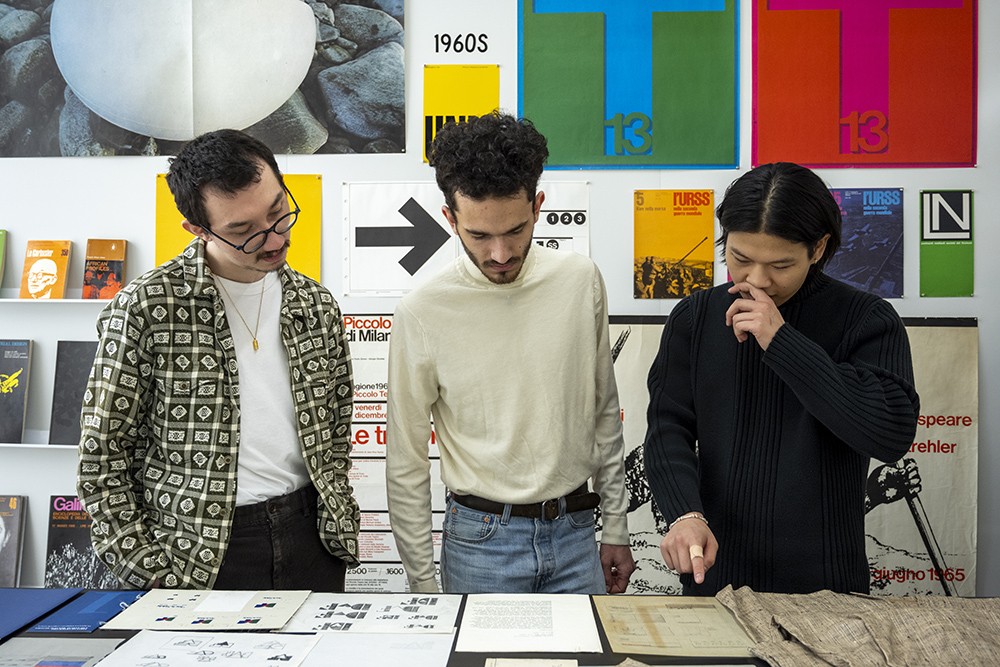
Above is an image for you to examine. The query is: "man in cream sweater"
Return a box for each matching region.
[386,112,635,594]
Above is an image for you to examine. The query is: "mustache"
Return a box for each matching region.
[256,239,290,259]
[484,257,520,267]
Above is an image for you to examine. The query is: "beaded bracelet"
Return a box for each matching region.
[668,512,708,532]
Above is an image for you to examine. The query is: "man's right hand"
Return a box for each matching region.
[659,515,718,585]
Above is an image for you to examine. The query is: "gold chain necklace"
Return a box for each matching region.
[216,277,265,351]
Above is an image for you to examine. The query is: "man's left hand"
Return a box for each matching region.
[600,543,636,594]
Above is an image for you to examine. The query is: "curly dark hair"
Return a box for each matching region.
[165,129,284,229]
[428,111,549,211]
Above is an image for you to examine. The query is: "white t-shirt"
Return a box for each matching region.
[215,272,309,505]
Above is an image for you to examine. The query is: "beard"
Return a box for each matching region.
[459,235,533,284]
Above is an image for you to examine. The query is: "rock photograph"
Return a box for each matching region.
[0,0,404,156]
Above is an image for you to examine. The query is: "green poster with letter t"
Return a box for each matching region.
[519,0,737,168]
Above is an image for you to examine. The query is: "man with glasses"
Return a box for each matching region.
[78,129,359,591]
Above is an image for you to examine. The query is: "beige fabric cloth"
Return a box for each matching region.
[717,585,1000,666]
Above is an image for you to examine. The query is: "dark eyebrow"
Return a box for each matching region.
[220,190,285,231]
[466,220,529,237]
[729,245,796,265]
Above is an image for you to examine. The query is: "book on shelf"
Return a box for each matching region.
[49,340,99,445]
[0,494,27,587]
[0,339,32,444]
[0,229,7,288]
[82,238,127,299]
[19,239,72,299]
[44,494,119,589]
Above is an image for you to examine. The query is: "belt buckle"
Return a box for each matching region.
[541,498,560,520]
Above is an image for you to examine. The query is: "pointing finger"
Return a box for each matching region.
[689,543,706,584]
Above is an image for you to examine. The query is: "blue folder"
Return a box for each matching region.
[28,590,146,632]
[0,588,82,642]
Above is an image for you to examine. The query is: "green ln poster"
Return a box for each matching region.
[519,0,737,168]
[920,190,974,297]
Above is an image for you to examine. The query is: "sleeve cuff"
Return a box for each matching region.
[599,513,629,545]
[408,576,442,593]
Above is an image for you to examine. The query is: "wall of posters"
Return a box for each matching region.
[0,0,995,597]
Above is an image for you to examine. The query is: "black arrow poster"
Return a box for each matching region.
[344,182,591,295]
[344,183,455,295]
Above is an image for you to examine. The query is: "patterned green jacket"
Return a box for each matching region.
[77,240,359,589]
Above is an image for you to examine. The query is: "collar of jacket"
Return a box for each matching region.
[178,238,314,323]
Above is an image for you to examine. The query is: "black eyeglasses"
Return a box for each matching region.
[200,188,300,254]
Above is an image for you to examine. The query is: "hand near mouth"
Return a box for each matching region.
[725,282,785,350]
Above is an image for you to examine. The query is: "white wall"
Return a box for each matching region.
[1,0,997,594]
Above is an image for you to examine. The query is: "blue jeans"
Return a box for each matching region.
[440,495,605,594]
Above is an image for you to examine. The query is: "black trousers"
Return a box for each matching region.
[213,484,347,591]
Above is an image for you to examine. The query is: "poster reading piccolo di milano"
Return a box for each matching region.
[343,314,444,593]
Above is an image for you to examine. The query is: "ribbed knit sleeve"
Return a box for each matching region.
[763,296,920,463]
[643,297,702,524]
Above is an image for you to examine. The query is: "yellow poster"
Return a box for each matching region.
[633,189,714,299]
[423,64,500,162]
[155,173,323,282]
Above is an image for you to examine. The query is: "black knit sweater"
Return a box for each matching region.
[644,271,920,595]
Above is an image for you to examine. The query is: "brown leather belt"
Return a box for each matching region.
[450,484,601,521]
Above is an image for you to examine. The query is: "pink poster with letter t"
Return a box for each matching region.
[753,0,977,167]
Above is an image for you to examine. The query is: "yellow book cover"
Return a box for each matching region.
[82,239,127,299]
[634,190,715,299]
[19,240,72,299]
